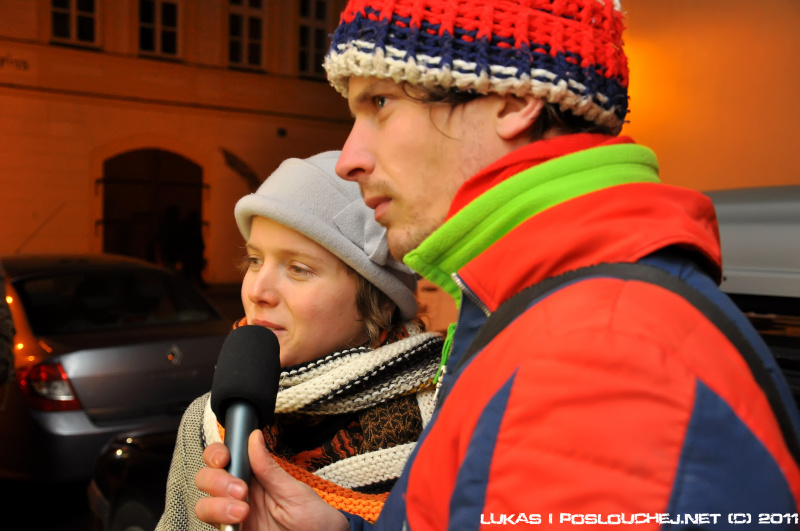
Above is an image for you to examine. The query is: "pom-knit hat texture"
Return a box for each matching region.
[324,0,629,133]
[234,151,418,320]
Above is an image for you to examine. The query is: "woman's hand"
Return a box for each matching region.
[195,430,350,531]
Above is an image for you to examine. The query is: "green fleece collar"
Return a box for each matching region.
[404,143,660,306]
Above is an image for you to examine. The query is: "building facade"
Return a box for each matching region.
[0,0,354,286]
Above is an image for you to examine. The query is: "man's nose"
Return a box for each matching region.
[336,121,372,183]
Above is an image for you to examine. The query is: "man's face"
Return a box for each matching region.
[336,77,500,260]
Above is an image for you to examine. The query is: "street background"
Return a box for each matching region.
[0,284,242,531]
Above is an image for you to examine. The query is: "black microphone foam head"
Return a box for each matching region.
[210,325,281,427]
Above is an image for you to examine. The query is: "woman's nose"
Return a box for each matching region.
[247,267,280,306]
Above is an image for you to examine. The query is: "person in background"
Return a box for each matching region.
[155,205,182,272]
[194,1,800,529]
[156,151,442,530]
[179,210,208,290]
[0,263,15,391]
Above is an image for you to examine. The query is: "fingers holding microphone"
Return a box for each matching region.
[195,443,250,525]
[194,325,347,531]
[199,325,280,530]
[196,430,348,531]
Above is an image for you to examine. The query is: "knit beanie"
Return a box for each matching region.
[234,151,418,320]
[324,0,629,133]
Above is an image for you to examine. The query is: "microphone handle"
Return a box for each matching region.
[220,400,259,531]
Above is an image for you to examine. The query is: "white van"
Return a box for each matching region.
[706,185,800,405]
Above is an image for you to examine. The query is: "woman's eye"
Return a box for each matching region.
[289,265,311,276]
[374,96,387,109]
[248,256,263,269]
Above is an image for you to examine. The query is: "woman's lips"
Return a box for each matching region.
[251,320,285,335]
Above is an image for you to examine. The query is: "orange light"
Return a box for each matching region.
[27,356,34,362]
[38,340,53,353]
[16,343,23,350]
[5,296,11,304]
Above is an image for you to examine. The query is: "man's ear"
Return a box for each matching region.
[496,95,545,140]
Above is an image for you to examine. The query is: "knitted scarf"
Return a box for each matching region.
[205,318,443,522]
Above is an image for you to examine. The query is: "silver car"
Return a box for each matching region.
[0,254,230,482]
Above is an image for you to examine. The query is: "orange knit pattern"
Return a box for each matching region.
[274,455,388,523]
[218,424,388,523]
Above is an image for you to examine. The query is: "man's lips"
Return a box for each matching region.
[364,195,391,223]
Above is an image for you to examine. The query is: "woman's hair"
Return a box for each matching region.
[350,267,403,347]
[401,83,617,141]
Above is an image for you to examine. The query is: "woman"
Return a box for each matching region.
[156,151,443,530]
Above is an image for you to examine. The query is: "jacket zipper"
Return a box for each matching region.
[432,273,491,408]
[451,272,491,317]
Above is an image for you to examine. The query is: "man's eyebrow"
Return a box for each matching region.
[350,79,396,112]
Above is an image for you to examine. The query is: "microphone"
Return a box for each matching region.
[210,325,281,531]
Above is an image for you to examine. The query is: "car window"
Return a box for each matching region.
[14,269,218,335]
[728,293,800,403]
[729,293,800,343]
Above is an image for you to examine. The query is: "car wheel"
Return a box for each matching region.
[110,497,157,531]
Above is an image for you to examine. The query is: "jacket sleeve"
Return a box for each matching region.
[343,511,373,531]
[156,394,215,531]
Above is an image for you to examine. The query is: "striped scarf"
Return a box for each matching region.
[205,318,443,522]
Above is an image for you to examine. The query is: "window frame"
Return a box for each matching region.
[297,0,333,79]
[137,0,182,59]
[50,0,100,49]
[227,0,267,71]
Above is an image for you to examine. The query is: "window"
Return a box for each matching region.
[15,269,218,335]
[298,0,330,77]
[228,0,265,68]
[139,0,179,57]
[51,0,98,47]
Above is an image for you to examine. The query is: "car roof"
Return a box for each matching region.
[705,185,800,221]
[1,253,162,279]
[704,185,800,298]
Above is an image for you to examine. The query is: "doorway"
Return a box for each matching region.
[101,149,205,274]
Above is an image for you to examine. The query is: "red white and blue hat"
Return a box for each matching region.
[324,0,629,133]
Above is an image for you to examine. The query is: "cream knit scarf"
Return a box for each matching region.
[202,324,442,491]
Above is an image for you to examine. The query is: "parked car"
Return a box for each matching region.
[0,253,230,483]
[705,185,800,406]
[87,419,178,531]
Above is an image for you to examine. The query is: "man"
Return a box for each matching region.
[196,1,800,529]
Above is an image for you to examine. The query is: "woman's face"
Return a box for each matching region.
[241,216,367,366]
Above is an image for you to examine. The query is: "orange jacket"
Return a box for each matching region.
[347,142,800,530]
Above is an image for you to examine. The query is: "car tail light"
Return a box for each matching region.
[16,363,81,411]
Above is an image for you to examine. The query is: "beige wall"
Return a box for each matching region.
[0,0,351,284]
[622,0,800,191]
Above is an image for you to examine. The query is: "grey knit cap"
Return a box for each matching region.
[234,151,418,320]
